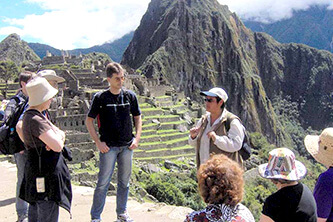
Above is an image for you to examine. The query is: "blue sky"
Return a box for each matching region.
[0,0,332,50]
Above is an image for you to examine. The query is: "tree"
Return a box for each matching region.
[0,60,20,98]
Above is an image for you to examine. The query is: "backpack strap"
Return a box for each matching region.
[225,112,240,132]
[12,96,20,104]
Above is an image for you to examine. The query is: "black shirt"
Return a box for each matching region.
[87,89,141,147]
[262,183,317,222]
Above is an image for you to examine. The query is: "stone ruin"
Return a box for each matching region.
[22,53,201,165]
[1,53,204,192]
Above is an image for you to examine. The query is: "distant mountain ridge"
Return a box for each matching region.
[28,31,134,62]
[244,5,333,52]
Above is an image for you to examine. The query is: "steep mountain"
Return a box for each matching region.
[28,31,134,62]
[244,5,333,52]
[122,0,333,145]
[0,33,40,66]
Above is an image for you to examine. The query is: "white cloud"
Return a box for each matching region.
[1,0,332,49]
[0,0,150,49]
[217,0,333,23]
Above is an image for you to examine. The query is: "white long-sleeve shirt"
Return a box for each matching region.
[188,109,245,165]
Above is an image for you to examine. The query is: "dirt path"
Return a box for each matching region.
[0,160,192,222]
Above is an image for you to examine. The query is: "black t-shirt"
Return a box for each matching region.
[87,89,141,147]
[262,183,317,222]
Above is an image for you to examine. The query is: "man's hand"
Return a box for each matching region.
[96,141,110,153]
[189,127,200,139]
[129,138,139,150]
[207,131,217,142]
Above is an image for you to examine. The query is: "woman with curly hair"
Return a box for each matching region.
[184,154,254,222]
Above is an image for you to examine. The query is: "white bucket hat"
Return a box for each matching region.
[37,70,65,83]
[258,148,307,181]
[26,77,58,106]
[200,87,228,102]
[304,128,333,168]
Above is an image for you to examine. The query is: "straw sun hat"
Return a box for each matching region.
[304,128,333,168]
[26,77,58,106]
[258,148,307,181]
[37,69,65,83]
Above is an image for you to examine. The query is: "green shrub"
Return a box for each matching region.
[146,177,185,206]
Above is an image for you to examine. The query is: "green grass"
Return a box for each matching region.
[156,129,179,134]
[144,115,179,119]
[139,140,166,146]
[171,145,193,151]
[145,148,169,153]
[160,132,188,138]
[133,153,195,161]
[160,120,186,125]
[164,137,188,144]
[142,123,158,128]
[140,136,187,146]
[155,95,171,99]
[145,145,193,153]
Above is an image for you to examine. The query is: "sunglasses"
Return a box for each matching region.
[204,98,215,102]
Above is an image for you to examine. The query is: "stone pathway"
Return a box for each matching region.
[0,160,192,222]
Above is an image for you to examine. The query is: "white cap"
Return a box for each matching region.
[200,87,228,102]
[37,70,65,83]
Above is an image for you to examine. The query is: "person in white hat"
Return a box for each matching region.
[188,87,245,168]
[16,69,65,139]
[37,69,65,111]
[258,148,317,222]
[19,77,72,222]
[304,128,333,222]
[37,69,65,87]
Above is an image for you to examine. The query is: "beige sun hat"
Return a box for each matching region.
[26,77,58,106]
[304,128,333,168]
[37,69,65,83]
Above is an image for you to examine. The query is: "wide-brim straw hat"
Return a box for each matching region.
[304,128,333,168]
[258,147,307,181]
[37,69,65,83]
[27,77,58,106]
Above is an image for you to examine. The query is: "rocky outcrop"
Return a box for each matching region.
[0,33,40,66]
[122,0,333,144]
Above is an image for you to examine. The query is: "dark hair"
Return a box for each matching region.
[19,71,35,87]
[106,62,124,78]
[215,97,225,110]
[271,179,296,184]
[198,154,244,206]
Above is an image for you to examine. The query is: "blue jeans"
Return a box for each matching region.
[14,151,28,217]
[28,200,59,222]
[90,145,133,219]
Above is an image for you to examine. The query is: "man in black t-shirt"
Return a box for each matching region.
[258,148,317,222]
[86,62,142,222]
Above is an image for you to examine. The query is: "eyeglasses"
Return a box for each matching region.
[204,98,214,102]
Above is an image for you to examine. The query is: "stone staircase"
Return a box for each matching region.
[0,82,20,98]
[133,95,195,162]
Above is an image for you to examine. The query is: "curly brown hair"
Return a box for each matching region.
[198,154,244,206]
